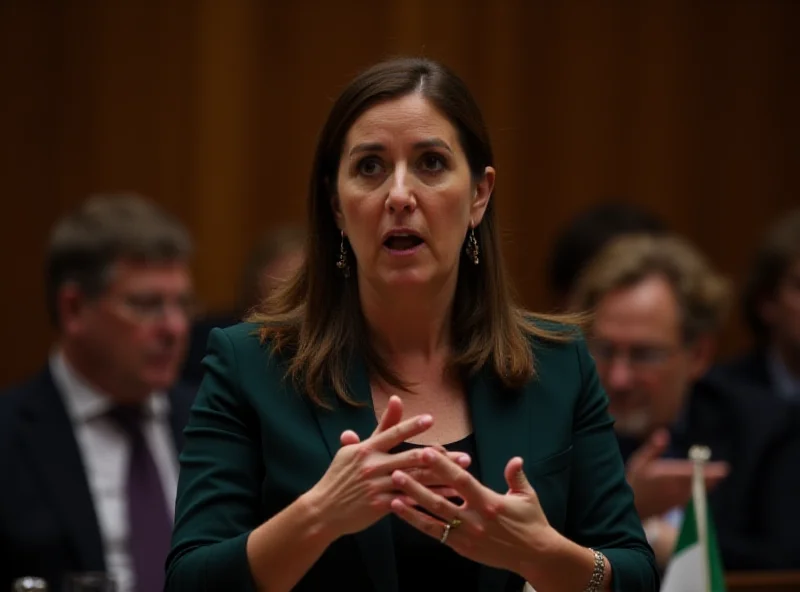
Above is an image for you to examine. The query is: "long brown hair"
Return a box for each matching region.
[250,57,582,407]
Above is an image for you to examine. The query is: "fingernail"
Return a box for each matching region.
[392,471,406,485]
[459,454,471,466]
[419,415,433,427]
[423,448,436,462]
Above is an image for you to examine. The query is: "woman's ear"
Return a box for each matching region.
[470,166,495,226]
[330,190,345,232]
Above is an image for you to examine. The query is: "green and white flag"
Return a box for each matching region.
[660,446,726,592]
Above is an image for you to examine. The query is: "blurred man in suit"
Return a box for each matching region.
[701,208,800,569]
[569,233,731,567]
[0,194,196,592]
[713,208,800,401]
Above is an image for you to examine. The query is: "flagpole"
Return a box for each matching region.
[689,445,712,592]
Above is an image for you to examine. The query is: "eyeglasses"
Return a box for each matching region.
[588,340,680,370]
[113,293,198,324]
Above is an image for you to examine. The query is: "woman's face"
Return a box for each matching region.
[333,93,494,293]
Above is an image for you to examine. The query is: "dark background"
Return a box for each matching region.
[2,0,798,386]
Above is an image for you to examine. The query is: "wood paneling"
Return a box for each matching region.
[727,570,800,592]
[1,0,798,386]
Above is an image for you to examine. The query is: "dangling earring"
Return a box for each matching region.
[336,230,351,277]
[465,225,480,265]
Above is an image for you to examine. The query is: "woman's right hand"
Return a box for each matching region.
[303,396,461,540]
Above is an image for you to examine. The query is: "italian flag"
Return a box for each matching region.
[661,446,727,592]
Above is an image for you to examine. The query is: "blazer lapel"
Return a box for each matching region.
[20,370,105,572]
[310,356,398,592]
[469,369,530,592]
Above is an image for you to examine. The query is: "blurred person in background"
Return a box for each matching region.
[569,234,731,567]
[701,208,800,569]
[236,225,306,317]
[712,208,800,401]
[0,194,196,592]
[547,201,668,310]
[180,225,306,386]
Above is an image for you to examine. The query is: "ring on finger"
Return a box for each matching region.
[450,517,462,529]
[440,523,452,544]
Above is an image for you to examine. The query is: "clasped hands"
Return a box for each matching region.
[305,395,560,576]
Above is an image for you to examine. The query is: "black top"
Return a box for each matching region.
[390,434,482,592]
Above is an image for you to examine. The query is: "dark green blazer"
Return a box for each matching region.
[166,322,658,591]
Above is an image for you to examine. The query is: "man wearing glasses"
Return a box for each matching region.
[0,194,196,592]
[568,233,732,568]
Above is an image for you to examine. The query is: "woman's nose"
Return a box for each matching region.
[385,164,417,213]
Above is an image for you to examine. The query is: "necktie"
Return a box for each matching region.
[108,405,172,592]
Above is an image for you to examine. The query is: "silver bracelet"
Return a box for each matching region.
[584,549,606,592]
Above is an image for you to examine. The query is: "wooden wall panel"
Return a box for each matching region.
[1,0,798,386]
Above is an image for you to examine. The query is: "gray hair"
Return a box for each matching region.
[46,193,193,327]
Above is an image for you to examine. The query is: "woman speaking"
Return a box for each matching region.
[166,57,658,592]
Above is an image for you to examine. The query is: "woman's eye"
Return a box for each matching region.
[419,153,446,172]
[357,157,383,177]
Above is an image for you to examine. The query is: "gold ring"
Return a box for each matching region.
[440,523,451,544]
[450,518,462,529]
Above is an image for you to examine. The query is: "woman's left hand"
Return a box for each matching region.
[389,448,560,574]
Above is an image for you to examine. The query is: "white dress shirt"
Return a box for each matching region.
[50,351,178,592]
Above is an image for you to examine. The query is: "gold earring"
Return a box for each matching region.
[336,231,351,277]
[465,226,479,265]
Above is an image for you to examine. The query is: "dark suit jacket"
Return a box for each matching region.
[166,323,658,592]
[708,350,774,396]
[683,372,800,570]
[612,372,800,571]
[180,312,239,387]
[616,359,779,468]
[0,368,196,592]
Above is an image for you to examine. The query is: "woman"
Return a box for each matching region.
[166,58,658,592]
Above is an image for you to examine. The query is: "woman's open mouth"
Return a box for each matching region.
[383,234,425,253]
